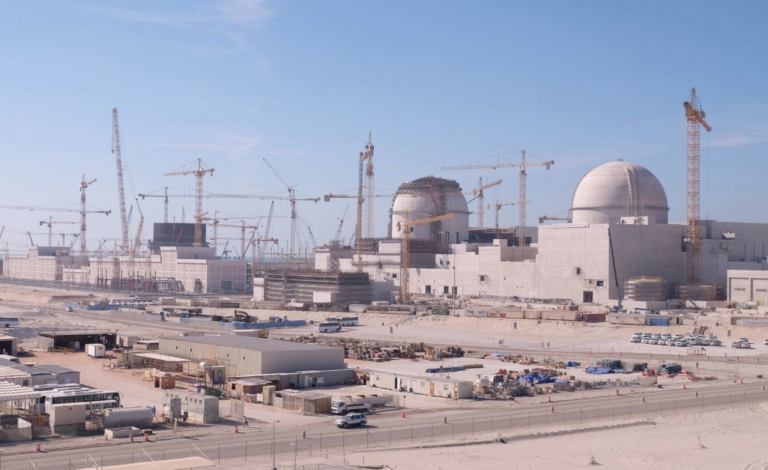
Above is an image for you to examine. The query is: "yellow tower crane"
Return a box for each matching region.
[683,88,712,285]
[396,212,456,303]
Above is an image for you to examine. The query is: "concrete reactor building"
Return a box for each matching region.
[317,162,768,305]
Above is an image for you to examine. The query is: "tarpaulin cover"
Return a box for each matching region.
[516,373,555,384]
[585,366,613,374]
[566,361,581,367]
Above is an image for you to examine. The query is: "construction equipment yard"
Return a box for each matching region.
[0,283,764,469]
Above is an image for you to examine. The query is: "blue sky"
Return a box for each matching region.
[1,1,767,254]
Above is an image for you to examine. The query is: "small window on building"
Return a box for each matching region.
[392,273,397,279]
[444,384,448,390]
[596,280,604,287]
[452,286,457,295]
[444,286,449,294]
[735,288,746,292]
[575,267,581,275]
[757,289,767,293]
[426,285,432,294]
[480,275,487,282]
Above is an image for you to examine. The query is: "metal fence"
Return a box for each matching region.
[7,386,767,470]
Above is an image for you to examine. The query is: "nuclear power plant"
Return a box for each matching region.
[305,160,768,307]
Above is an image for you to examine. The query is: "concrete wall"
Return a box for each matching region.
[727,269,768,304]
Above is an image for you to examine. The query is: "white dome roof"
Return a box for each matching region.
[391,176,470,242]
[570,161,668,225]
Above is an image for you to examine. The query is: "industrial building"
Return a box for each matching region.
[316,162,768,305]
[37,331,117,351]
[3,245,246,294]
[157,335,346,378]
[255,270,373,304]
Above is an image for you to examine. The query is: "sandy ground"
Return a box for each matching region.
[213,404,768,470]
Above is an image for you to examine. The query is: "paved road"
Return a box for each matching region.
[3,382,766,470]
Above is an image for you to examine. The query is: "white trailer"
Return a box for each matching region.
[86,343,106,358]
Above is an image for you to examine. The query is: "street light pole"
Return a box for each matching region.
[272,420,280,470]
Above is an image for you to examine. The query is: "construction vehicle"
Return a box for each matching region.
[233,310,257,323]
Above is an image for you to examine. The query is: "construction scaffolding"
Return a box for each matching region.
[624,277,666,301]
[676,284,720,301]
[263,270,372,304]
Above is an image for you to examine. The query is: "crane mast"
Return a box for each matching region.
[397,212,456,303]
[683,88,712,285]
[111,109,130,254]
[79,176,97,254]
[355,148,365,272]
[363,132,375,239]
[473,178,502,228]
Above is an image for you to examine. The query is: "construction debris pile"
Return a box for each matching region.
[282,336,466,362]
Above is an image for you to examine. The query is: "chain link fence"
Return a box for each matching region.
[6,386,766,470]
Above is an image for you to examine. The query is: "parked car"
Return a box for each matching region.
[709,338,722,347]
[764,339,768,346]
[66,307,74,312]
[630,336,641,343]
[641,338,651,344]
[335,413,367,429]
[674,340,687,347]
[649,339,658,345]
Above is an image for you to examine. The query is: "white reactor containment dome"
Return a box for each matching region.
[391,176,470,243]
[570,161,669,225]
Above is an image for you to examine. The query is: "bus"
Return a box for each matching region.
[315,322,342,333]
[325,316,359,326]
[43,390,121,412]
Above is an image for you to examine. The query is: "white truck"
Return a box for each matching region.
[331,394,393,415]
[86,343,106,358]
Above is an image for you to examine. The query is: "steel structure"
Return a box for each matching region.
[442,151,553,247]
[538,215,572,224]
[683,88,712,285]
[396,212,456,302]
[111,109,130,253]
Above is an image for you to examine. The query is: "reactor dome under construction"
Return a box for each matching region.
[390,176,470,243]
[570,161,669,225]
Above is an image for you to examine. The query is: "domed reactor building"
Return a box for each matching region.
[316,162,768,306]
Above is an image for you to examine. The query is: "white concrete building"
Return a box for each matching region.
[318,161,768,305]
[3,246,246,294]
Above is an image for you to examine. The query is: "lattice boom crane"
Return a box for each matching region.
[683,88,712,285]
